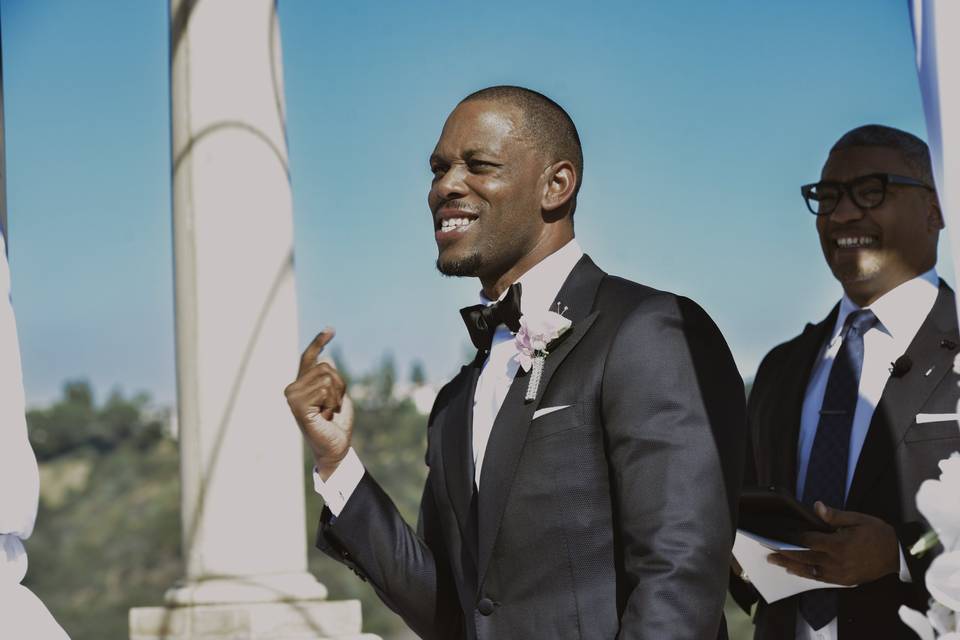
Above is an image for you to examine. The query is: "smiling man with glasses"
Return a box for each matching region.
[803,131,941,308]
[731,124,960,640]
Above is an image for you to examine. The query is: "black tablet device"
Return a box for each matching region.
[739,486,834,540]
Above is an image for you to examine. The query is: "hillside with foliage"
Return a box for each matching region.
[23,358,434,640]
[22,364,752,639]
[24,382,180,640]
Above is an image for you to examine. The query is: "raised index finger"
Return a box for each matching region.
[298,327,335,377]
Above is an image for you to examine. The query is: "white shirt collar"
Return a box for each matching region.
[833,268,940,342]
[478,239,584,316]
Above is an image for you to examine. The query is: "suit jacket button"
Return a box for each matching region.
[477,598,495,616]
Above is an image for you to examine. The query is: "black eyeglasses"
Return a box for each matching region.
[800,173,933,216]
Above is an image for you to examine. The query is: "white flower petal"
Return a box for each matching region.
[900,605,936,640]
[515,351,533,373]
[927,551,960,612]
[928,600,957,635]
[516,311,573,353]
[916,453,960,552]
[520,311,572,340]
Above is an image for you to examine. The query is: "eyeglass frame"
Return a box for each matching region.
[800,173,934,216]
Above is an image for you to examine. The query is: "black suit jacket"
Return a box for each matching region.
[317,255,747,639]
[732,281,960,639]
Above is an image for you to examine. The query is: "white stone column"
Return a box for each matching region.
[130,1,376,638]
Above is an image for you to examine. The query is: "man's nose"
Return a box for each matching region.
[432,164,468,201]
[828,192,866,224]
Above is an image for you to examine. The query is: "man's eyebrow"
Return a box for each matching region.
[462,148,497,160]
[429,148,500,166]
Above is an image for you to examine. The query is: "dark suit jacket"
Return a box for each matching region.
[732,281,960,639]
[317,255,747,639]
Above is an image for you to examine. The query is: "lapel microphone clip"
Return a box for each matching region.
[889,355,913,378]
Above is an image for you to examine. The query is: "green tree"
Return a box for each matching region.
[23,383,178,640]
[409,360,427,386]
[331,345,353,386]
[367,353,397,406]
[25,366,428,640]
[27,380,164,460]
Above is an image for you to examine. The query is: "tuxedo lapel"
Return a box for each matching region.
[770,310,837,493]
[846,284,958,508]
[475,255,605,589]
[440,364,481,548]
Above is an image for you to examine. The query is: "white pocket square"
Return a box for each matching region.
[915,412,960,424]
[533,405,571,420]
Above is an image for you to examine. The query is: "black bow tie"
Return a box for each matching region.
[460,283,523,352]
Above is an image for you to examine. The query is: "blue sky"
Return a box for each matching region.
[1,0,948,407]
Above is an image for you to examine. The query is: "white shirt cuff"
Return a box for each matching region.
[899,542,912,583]
[312,447,365,517]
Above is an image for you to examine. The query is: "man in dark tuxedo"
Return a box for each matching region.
[285,86,746,639]
[731,125,960,639]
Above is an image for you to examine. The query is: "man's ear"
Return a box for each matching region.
[928,194,945,232]
[541,160,577,213]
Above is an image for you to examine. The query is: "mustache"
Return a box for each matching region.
[824,225,881,237]
[432,199,483,216]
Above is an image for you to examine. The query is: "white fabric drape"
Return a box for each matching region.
[0,232,38,586]
[0,232,69,638]
[910,0,960,303]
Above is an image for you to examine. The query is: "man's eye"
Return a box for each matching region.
[468,160,493,171]
[430,165,447,177]
[817,197,839,212]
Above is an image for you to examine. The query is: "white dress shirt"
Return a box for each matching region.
[794,269,939,640]
[315,240,584,514]
[469,239,583,487]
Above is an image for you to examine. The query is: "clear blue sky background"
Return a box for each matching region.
[1,0,950,407]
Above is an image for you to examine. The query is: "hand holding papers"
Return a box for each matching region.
[733,530,852,603]
[735,486,853,602]
[736,488,903,603]
[768,501,902,587]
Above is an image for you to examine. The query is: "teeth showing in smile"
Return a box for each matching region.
[835,236,877,249]
[440,217,475,233]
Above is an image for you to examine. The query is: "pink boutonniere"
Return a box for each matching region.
[514,305,573,401]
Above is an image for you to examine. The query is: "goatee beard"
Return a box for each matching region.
[436,252,483,277]
[831,252,882,284]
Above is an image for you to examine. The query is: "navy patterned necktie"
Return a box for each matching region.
[799,308,878,630]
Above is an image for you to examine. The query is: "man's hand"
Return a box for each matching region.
[766,501,900,586]
[284,328,354,480]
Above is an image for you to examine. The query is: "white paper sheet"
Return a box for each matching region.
[733,529,854,603]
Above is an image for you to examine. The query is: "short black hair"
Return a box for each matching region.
[831,124,935,188]
[461,85,584,210]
